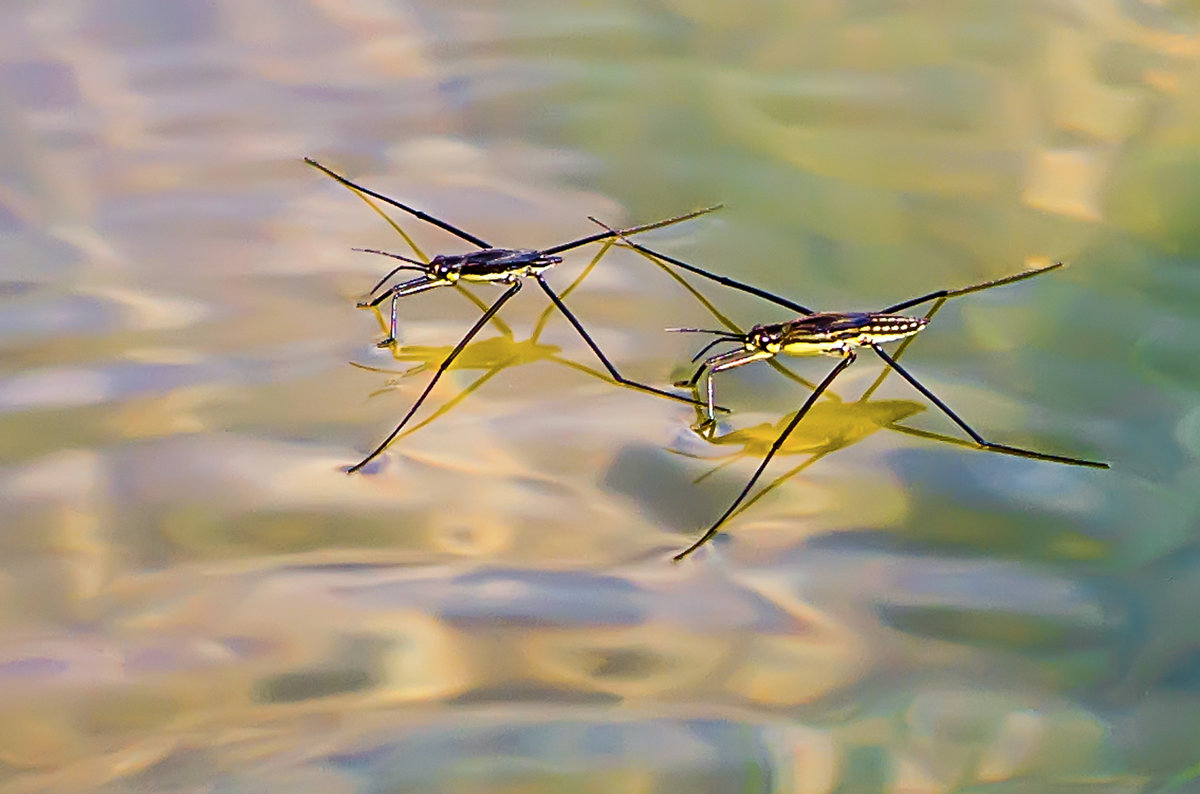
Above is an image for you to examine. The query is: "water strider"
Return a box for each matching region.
[306,158,721,472]
[589,217,1110,560]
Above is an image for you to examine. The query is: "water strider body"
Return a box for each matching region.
[676,311,929,424]
[587,215,1110,560]
[348,245,579,351]
[306,158,721,473]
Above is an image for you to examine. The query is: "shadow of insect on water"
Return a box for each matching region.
[675,395,1012,529]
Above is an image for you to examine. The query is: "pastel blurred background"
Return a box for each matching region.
[1,1,1198,791]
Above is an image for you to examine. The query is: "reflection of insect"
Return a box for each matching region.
[306,158,720,473]
[590,217,1110,559]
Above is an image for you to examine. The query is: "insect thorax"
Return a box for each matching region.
[754,312,928,356]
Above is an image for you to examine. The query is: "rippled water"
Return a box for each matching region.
[2,1,1199,791]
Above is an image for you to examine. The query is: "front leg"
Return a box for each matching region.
[672,362,715,429]
[683,347,773,429]
[358,278,446,347]
[534,275,716,410]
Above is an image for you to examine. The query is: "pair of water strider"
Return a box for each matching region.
[307,158,1110,561]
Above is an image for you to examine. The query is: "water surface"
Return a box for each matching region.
[1,1,1198,791]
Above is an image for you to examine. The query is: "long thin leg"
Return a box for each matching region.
[335,182,513,340]
[860,264,1064,400]
[587,216,815,315]
[533,275,715,410]
[680,335,743,364]
[539,206,723,257]
[316,162,434,264]
[880,262,1063,314]
[351,249,430,298]
[396,364,510,441]
[359,275,441,309]
[870,345,1109,468]
[857,297,947,401]
[358,276,449,345]
[452,285,515,337]
[884,422,991,452]
[547,355,615,384]
[305,157,492,249]
[693,454,744,484]
[373,280,449,346]
[675,352,856,561]
[398,334,619,441]
[347,281,523,473]
[636,250,748,336]
[700,350,775,424]
[678,359,712,389]
[530,240,616,342]
[355,275,448,347]
[673,347,772,424]
[728,449,832,522]
[335,179,516,341]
